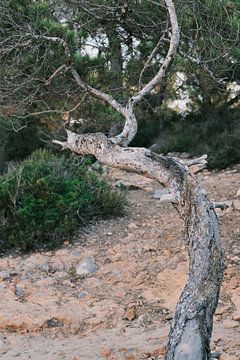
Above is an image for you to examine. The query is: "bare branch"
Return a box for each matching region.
[139,23,169,90]
[53,131,224,360]
[13,95,88,121]
[70,68,127,118]
[27,33,72,60]
[46,64,66,85]
[131,0,180,106]
[109,0,179,146]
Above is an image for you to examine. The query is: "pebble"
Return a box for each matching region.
[0,271,10,280]
[144,186,154,193]
[78,291,88,299]
[37,263,50,272]
[214,315,222,321]
[233,200,240,211]
[159,193,176,204]
[75,257,97,276]
[232,312,240,321]
[100,347,112,358]
[211,352,221,359]
[127,222,138,230]
[222,319,239,329]
[15,284,25,297]
[165,313,173,320]
[189,164,201,175]
[152,189,168,199]
[123,306,137,321]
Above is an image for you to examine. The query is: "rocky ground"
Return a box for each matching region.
[0,166,240,360]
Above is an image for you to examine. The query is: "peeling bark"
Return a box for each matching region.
[53,132,224,360]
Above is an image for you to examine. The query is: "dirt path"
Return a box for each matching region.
[0,168,240,360]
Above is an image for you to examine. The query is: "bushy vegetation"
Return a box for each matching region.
[156,107,240,169]
[0,149,125,253]
[0,117,45,162]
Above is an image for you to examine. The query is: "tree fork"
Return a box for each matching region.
[53,131,224,360]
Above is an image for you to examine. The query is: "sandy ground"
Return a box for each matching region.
[0,167,239,360]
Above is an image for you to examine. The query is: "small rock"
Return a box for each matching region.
[0,271,10,280]
[136,314,145,327]
[75,257,97,276]
[123,306,137,321]
[153,189,168,199]
[233,200,240,211]
[214,315,222,321]
[127,222,138,230]
[222,319,239,329]
[232,311,240,321]
[78,291,88,299]
[106,232,113,236]
[37,263,50,272]
[189,164,201,175]
[165,313,173,320]
[215,208,225,217]
[100,347,112,358]
[159,193,177,204]
[211,352,221,359]
[54,271,67,280]
[144,186,154,193]
[15,284,25,297]
[46,318,64,328]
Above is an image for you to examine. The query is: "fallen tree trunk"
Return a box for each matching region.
[54,131,224,360]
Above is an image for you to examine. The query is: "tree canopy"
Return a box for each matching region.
[0,0,239,165]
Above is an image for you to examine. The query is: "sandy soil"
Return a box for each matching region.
[0,167,239,360]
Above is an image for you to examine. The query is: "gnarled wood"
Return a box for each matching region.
[53,132,224,360]
[52,1,224,358]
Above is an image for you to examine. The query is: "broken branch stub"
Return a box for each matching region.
[53,131,224,360]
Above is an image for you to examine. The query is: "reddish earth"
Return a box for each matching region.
[0,167,239,359]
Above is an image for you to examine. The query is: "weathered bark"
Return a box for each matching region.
[52,1,224,358]
[53,132,224,360]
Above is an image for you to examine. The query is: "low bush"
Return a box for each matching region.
[0,149,125,253]
[156,106,240,169]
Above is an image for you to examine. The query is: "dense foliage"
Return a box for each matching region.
[0,149,125,253]
[155,105,240,169]
[0,0,239,168]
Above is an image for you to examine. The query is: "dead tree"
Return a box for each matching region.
[3,0,223,358]
[51,1,224,358]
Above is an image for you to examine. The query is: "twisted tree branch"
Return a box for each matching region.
[51,1,224,358]
[53,131,224,360]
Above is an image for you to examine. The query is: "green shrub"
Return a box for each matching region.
[156,106,240,169]
[0,149,125,253]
